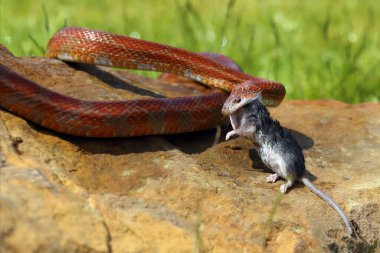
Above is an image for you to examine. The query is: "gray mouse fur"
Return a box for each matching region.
[226,98,355,237]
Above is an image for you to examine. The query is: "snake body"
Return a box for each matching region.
[0,27,285,137]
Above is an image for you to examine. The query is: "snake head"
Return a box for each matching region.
[222,80,262,116]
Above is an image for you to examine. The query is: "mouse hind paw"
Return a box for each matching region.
[226,130,238,140]
[280,178,295,194]
[266,173,280,183]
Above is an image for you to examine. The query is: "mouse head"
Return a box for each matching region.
[222,80,262,116]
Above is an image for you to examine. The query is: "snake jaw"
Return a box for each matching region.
[222,80,262,116]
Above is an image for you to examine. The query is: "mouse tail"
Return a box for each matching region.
[301,177,355,237]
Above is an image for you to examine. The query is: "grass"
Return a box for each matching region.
[0,0,379,103]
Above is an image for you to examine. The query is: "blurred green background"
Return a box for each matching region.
[0,0,379,103]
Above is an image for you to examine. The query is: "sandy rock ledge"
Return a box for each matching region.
[0,45,379,253]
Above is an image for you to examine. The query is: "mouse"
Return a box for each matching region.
[222,87,355,237]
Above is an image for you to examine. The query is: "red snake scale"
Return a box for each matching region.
[0,27,285,137]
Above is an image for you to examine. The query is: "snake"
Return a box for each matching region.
[0,27,285,137]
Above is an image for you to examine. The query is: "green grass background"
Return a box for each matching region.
[0,0,379,103]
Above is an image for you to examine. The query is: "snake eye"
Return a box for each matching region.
[234,98,241,104]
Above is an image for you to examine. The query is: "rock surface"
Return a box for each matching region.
[0,45,379,253]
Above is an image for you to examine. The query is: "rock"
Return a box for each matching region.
[0,45,379,253]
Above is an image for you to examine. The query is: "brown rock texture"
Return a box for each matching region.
[1,45,379,253]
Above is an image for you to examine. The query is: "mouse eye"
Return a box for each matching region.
[234,98,241,103]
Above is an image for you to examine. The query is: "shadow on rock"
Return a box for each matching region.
[166,125,230,154]
[70,63,165,98]
[25,119,230,155]
[287,128,314,150]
